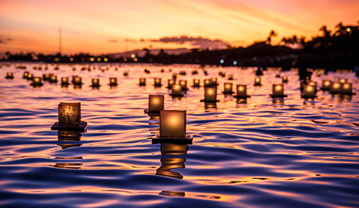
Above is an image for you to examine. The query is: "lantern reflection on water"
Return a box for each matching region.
[156,143,188,179]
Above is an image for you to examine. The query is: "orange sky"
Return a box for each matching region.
[0,0,358,54]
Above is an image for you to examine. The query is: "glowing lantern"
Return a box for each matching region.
[27,74,33,80]
[204,79,212,87]
[211,77,218,85]
[5,72,14,79]
[235,85,250,98]
[201,87,218,102]
[51,102,87,131]
[321,80,332,91]
[254,77,261,86]
[330,82,341,94]
[30,76,43,86]
[341,83,353,95]
[282,76,288,83]
[145,95,164,113]
[50,75,58,83]
[302,85,316,98]
[154,78,162,87]
[338,78,348,84]
[170,84,183,97]
[223,82,234,94]
[61,77,69,86]
[167,79,175,89]
[139,78,146,86]
[43,74,50,81]
[109,77,117,86]
[91,78,100,87]
[179,80,188,90]
[228,74,233,80]
[271,84,286,97]
[308,81,317,91]
[23,71,29,79]
[192,79,200,87]
[72,76,83,85]
[160,110,186,138]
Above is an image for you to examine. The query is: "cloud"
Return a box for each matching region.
[124,38,137,43]
[0,35,13,44]
[146,35,229,49]
[108,39,118,43]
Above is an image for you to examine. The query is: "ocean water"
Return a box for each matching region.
[0,63,358,208]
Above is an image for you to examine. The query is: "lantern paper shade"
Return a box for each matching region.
[282,76,288,83]
[109,78,117,85]
[223,83,233,93]
[302,85,316,98]
[6,72,14,79]
[338,78,348,84]
[31,77,43,86]
[308,81,317,91]
[154,78,162,86]
[73,76,82,85]
[236,85,247,98]
[204,87,217,101]
[50,75,57,83]
[171,84,183,96]
[91,78,100,87]
[321,80,332,90]
[43,74,50,81]
[160,110,186,138]
[61,77,69,85]
[204,79,212,87]
[139,78,146,86]
[193,79,200,87]
[58,102,81,127]
[179,80,188,90]
[211,77,218,85]
[23,71,29,79]
[341,83,352,94]
[272,84,284,97]
[167,79,175,88]
[148,95,164,113]
[27,74,33,80]
[254,77,261,86]
[331,82,341,94]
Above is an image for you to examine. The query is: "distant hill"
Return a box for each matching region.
[108,48,191,58]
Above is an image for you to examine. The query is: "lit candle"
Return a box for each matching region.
[223,82,233,94]
[321,80,332,90]
[272,84,284,97]
[5,72,14,79]
[330,82,341,94]
[139,78,146,86]
[254,77,261,86]
[282,76,288,83]
[341,83,352,94]
[109,77,117,86]
[338,78,348,84]
[154,78,162,87]
[193,79,200,87]
[171,84,183,96]
[148,95,164,113]
[204,79,212,87]
[160,110,186,138]
[61,77,69,85]
[179,80,188,90]
[236,85,247,98]
[167,79,175,88]
[91,78,100,87]
[302,85,316,98]
[23,71,29,79]
[58,102,81,127]
[204,87,217,101]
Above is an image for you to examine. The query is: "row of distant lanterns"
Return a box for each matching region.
[5,71,354,98]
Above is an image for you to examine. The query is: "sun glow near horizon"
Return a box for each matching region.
[0,0,358,54]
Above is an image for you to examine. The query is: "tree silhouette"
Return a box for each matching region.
[267,30,278,45]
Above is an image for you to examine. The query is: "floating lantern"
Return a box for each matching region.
[172,73,177,80]
[234,85,250,98]
[302,85,316,98]
[91,78,100,87]
[201,87,219,102]
[23,71,29,79]
[275,73,281,78]
[72,76,83,85]
[179,71,186,75]
[228,74,233,80]
[51,102,87,131]
[27,74,33,80]
[192,79,200,87]
[170,84,183,97]
[109,77,117,86]
[30,76,43,86]
[61,77,69,86]
[341,83,354,95]
[330,82,341,94]
[139,78,146,86]
[43,74,50,81]
[308,81,317,91]
[123,71,128,76]
[270,84,287,97]
[321,80,332,91]
[145,95,164,114]
[179,80,188,91]
[211,77,218,85]
[282,76,288,83]
[338,78,348,84]
[50,75,58,83]
[254,77,261,86]
[192,70,198,75]
[222,82,234,94]
[5,72,14,79]
[154,78,162,87]
[204,79,212,87]
[167,79,175,89]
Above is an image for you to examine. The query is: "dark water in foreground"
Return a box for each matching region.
[0,64,358,208]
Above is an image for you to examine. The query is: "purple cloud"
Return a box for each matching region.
[147,35,229,49]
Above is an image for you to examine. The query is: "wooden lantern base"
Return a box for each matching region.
[30,83,43,86]
[200,99,220,102]
[150,134,193,144]
[222,91,234,94]
[270,94,288,98]
[254,83,262,86]
[169,93,184,97]
[144,109,161,115]
[191,85,200,88]
[51,121,87,132]
[234,95,251,99]
[301,95,317,99]
[109,84,118,86]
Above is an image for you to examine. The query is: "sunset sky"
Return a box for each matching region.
[0,0,358,54]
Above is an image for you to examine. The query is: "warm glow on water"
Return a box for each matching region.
[0,63,358,207]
